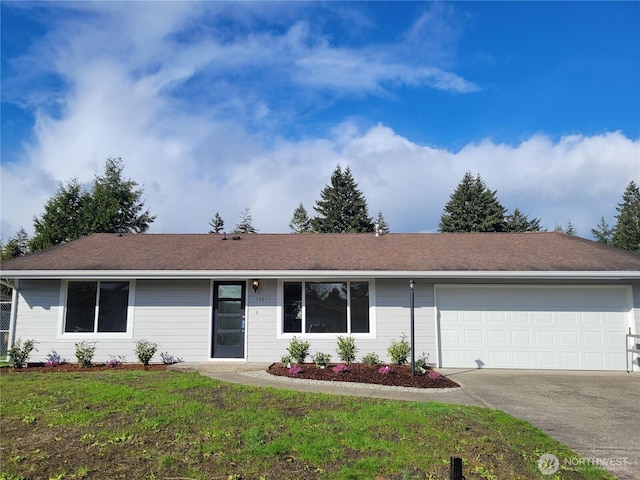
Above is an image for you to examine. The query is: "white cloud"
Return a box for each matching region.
[1,2,638,243]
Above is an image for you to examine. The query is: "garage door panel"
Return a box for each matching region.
[487,330,508,344]
[582,331,604,345]
[558,331,579,345]
[535,351,557,366]
[534,331,554,345]
[464,330,484,344]
[511,331,531,343]
[437,286,630,371]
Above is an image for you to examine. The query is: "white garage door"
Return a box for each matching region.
[437,285,631,370]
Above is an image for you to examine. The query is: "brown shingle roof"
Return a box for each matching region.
[1,232,639,275]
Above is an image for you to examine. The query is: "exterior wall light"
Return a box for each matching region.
[252,279,260,292]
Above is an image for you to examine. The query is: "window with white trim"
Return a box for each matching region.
[64,281,130,333]
[283,281,370,334]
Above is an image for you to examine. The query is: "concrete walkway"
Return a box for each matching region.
[170,363,640,479]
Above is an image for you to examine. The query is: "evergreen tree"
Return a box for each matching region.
[611,180,640,252]
[30,158,155,251]
[30,179,92,251]
[1,228,30,260]
[591,215,613,244]
[504,207,542,232]
[439,172,507,232]
[555,220,577,236]
[209,212,225,234]
[87,157,155,234]
[375,211,390,234]
[232,207,257,234]
[289,203,312,233]
[565,220,577,236]
[311,165,374,233]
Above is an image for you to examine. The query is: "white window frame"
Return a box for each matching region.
[276,279,376,339]
[57,279,136,339]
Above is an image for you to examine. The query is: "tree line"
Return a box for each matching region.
[2,159,639,259]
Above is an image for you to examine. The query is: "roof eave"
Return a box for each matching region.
[2,270,639,281]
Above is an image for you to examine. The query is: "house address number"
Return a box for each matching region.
[255,296,268,303]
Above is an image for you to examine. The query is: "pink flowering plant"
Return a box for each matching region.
[428,371,443,380]
[106,355,125,368]
[332,364,349,374]
[377,365,393,375]
[288,365,303,375]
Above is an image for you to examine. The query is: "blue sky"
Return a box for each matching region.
[1,1,639,241]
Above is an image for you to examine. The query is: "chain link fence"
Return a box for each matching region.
[1,301,11,359]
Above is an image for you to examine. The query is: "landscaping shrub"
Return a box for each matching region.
[286,336,310,364]
[134,339,158,367]
[387,334,410,365]
[7,338,37,368]
[336,335,358,364]
[361,352,380,366]
[312,352,331,368]
[281,354,293,366]
[44,349,65,367]
[160,352,183,365]
[415,352,431,372]
[75,341,96,368]
[106,355,126,367]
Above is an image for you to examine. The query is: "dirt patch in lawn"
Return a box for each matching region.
[267,363,460,389]
[0,362,168,374]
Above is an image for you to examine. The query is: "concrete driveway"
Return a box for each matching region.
[173,364,640,479]
[439,369,639,480]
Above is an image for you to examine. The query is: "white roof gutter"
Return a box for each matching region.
[2,270,639,281]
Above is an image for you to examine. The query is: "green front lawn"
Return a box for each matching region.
[0,370,613,480]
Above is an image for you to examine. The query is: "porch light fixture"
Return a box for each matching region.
[252,279,260,292]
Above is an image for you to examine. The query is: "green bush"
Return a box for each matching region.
[287,336,310,364]
[387,334,410,365]
[134,339,158,367]
[336,336,358,364]
[8,338,38,368]
[281,354,293,365]
[75,341,96,368]
[415,352,431,372]
[312,352,332,368]
[361,352,380,366]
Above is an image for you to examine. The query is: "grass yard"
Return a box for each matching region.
[0,370,614,480]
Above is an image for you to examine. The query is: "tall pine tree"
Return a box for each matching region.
[232,207,257,234]
[375,211,390,234]
[311,165,374,233]
[611,180,640,252]
[88,157,155,234]
[30,179,92,251]
[504,207,542,232]
[30,158,155,251]
[591,215,613,244]
[439,172,507,232]
[209,212,225,234]
[289,203,312,233]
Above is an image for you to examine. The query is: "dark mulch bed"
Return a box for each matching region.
[268,363,460,389]
[0,363,168,374]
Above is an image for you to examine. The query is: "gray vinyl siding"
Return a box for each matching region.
[13,280,62,361]
[245,279,437,364]
[13,279,213,364]
[10,277,639,367]
[374,279,438,365]
[133,280,211,361]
